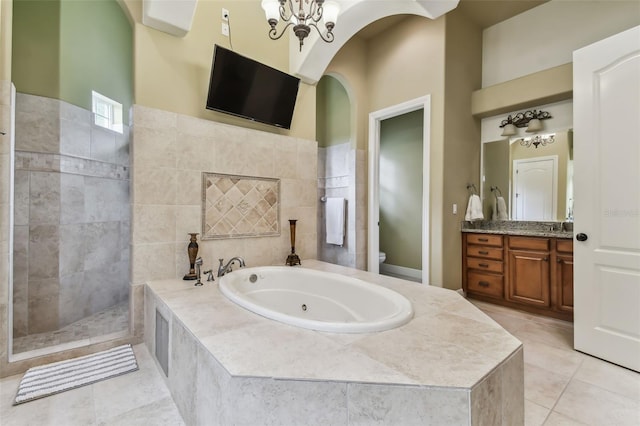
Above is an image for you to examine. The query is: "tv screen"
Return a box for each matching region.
[206,45,300,129]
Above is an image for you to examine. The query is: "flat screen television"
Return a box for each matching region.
[206,45,300,129]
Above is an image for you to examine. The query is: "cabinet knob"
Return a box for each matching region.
[479,281,490,287]
[576,233,588,242]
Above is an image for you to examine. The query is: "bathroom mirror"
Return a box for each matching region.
[481,130,573,221]
[10,0,133,355]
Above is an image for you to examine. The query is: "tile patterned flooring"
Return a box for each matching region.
[12,302,129,354]
[469,299,640,426]
[1,298,638,425]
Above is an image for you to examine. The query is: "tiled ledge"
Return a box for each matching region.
[144,260,524,425]
[462,220,574,239]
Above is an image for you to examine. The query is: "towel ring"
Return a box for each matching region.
[466,184,478,195]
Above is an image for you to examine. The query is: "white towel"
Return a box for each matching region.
[325,197,346,245]
[464,194,484,221]
[496,196,508,220]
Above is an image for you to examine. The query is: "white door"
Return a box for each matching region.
[512,156,557,221]
[573,26,640,372]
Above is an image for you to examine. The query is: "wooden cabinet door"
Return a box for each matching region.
[555,254,574,313]
[508,250,551,307]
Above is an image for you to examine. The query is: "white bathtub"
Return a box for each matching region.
[218,266,414,333]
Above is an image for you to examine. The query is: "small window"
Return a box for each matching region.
[92,91,123,133]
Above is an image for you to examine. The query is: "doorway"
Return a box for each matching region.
[368,96,430,284]
[512,156,558,220]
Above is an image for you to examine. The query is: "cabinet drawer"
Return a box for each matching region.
[466,257,504,273]
[556,239,573,254]
[467,246,503,260]
[508,236,550,251]
[467,272,504,298]
[466,234,503,247]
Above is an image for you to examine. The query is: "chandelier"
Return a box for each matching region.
[517,134,556,149]
[499,109,552,137]
[261,0,340,51]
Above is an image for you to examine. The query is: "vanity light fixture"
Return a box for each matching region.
[499,109,552,137]
[261,0,339,51]
[517,133,556,149]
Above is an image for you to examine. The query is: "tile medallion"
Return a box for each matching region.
[202,173,280,239]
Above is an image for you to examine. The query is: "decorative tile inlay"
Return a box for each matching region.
[202,173,280,239]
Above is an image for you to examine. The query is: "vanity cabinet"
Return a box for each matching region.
[507,236,551,308]
[462,232,573,321]
[555,240,574,314]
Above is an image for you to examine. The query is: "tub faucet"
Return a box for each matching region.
[218,257,246,277]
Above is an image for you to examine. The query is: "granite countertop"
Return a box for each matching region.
[145,260,522,389]
[461,220,574,239]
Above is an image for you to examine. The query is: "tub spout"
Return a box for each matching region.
[218,257,246,277]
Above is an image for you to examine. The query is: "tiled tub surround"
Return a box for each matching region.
[145,260,524,425]
[12,93,130,345]
[131,104,318,287]
[461,220,573,239]
[317,143,367,270]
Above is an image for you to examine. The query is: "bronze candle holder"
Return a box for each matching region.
[183,233,199,280]
[286,219,301,266]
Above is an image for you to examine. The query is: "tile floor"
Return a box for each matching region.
[0,299,638,425]
[12,302,130,354]
[0,344,184,426]
[469,299,640,426]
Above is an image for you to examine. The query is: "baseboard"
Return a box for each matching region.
[379,263,422,281]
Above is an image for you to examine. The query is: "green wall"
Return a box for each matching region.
[11,0,61,100]
[60,0,132,120]
[316,75,350,148]
[12,0,132,123]
[379,109,423,270]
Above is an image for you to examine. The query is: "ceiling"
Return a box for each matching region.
[357,0,548,40]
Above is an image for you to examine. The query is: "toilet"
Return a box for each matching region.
[379,251,386,264]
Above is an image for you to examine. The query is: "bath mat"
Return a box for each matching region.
[13,344,138,405]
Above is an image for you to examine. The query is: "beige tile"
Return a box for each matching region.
[515,321,574,352]
[132,204,176,244]
[523,337,585,377]
[554,379,640,426]
[524,362,571,409]
[526,399,551,426]
[132,126,177,169]
[573,356,640,401]
[2,385,96,426]
[543,411,589,426]
[93,349,172,422]
[98,396,184,426]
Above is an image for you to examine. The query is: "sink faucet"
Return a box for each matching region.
[217,257,246,277]
[194,257,203,286]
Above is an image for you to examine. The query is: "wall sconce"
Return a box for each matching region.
[499,110,552,137]
[262,0,340,51]
[516,133,556,149]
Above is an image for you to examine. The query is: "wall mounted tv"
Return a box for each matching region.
[206,45,300,130]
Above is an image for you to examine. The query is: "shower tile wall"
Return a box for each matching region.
[12,93,130,337]
[318,143,367,270]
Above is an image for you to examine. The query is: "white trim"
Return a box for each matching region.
[379,263,422,281]
[368,95,431,285]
